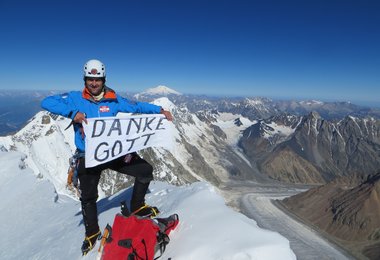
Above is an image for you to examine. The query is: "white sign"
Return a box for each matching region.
[83,114,173,168]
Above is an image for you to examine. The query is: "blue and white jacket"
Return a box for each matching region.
[41,86,162,152]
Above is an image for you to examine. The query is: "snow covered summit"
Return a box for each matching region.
[0,105,296,259]
[0,151,296,260]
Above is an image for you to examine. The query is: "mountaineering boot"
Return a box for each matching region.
[81,200,100,254]
[130,180,159,218]
[81,230,101,255]
[131,203,160,218]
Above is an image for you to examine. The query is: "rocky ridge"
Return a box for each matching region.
[239,111,380,184]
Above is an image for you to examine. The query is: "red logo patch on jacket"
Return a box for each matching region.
[99,106,110,112]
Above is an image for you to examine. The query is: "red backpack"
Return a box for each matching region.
[99,213,179,260]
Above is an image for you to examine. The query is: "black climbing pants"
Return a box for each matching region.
[77,154,153,236]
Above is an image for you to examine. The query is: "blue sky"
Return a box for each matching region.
[0,0,379,107]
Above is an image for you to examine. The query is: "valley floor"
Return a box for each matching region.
[220,181,356,260]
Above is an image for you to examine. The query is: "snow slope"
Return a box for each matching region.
[0,151,295,260]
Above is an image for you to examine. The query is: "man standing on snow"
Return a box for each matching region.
[41,59,173,255]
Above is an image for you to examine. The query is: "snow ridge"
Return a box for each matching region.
[0,151,296,260]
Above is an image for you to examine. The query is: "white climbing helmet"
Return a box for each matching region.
[83,59,106,78]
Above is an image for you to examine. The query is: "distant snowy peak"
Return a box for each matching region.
[134,85,182,100]
[244,97,269,106]
[143,85,182,96]
[299,100,324,106]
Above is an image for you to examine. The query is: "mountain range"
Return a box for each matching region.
[239,111,380,184]
[1,86,379,258]
[1,86,379,190]
[1,87,379,135]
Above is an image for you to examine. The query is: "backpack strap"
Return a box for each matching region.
[153,214,179,259]
[118,239,132,248]
[154,232,170,260]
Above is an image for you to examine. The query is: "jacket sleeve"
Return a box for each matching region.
[41,93,79,119]
[117,96,161,114]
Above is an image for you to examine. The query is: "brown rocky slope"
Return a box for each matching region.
[280,172,380,259]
